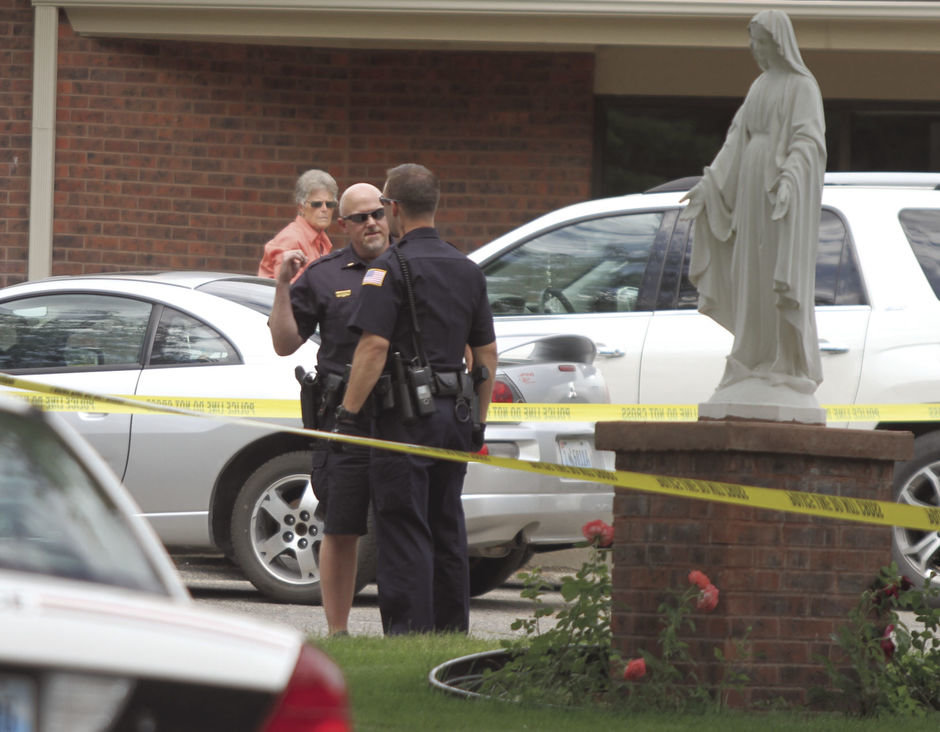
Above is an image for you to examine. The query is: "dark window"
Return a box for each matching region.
[830,109,940,172]
[899,209,940,300]
[598,97,940,198]
[598,98,737,196]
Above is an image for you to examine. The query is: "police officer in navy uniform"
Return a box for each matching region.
[337,164,497,634]
[269,182,390,636]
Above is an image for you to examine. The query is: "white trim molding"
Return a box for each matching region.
[31,0,940,52]
[28,5,58,282]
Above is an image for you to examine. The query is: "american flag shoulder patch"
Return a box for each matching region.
[362,268,387,287]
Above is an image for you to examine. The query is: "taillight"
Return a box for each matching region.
[491,377,522,403]
[262,644,350,732]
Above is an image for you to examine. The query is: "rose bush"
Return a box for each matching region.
[478,519,619,706]
[479,519,749,710]
[818,564,940,716]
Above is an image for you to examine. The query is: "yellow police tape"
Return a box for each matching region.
[2,371,939,533]
[2,388,937,424]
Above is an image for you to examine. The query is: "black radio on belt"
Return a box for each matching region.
[407,364,436,416]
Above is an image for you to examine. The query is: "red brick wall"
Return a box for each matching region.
[2,0,594,284]
[596,421,912,708]
[0,0,34,287]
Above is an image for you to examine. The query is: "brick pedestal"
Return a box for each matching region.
[595,420,912,707]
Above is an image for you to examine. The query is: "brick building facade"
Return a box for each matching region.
[5,0,938,287]
[1,0,594,287]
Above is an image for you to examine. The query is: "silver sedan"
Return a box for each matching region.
[0,271,612,602]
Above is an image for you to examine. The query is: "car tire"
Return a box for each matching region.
[230,450,377,605]
[468,546,535,597]
[891,430,940,602]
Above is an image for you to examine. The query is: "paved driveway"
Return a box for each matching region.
[176,551,586,640]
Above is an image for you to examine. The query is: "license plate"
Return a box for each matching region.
[558,439,593,468]
[0,675,35,732]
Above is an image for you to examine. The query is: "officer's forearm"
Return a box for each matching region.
[269,279,305,356]
[471,341,498,422]
[342,332,390,414]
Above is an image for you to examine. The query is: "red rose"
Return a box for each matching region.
[696,583,719,612]
[582,519,614,548]
[623,657,646,681]
[881,624,896,660]
[688,570,711,590]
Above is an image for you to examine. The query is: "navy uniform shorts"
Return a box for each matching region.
[310,443,371,536]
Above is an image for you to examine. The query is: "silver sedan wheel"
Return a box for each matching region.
[248,473,323,586]
[230,450,377,604]
[231,451,325,604]
[892,432,940,600]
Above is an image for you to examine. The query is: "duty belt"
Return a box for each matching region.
[430,370,470,397]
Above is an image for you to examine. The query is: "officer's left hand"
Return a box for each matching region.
[331,405,369,453]
[470,423,486,453]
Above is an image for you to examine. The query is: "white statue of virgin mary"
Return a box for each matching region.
[681,10,827,423]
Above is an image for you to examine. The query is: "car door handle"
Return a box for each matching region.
[595,344,625,358]
[819,339,849,354]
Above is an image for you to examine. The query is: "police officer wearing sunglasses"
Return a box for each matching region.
[337,164,498,635]
[268,182,390,636]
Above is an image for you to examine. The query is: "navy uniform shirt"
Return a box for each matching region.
[349,227,495,371]
[290,246,375,376]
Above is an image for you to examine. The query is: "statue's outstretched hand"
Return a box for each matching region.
[771,178,791,220]
[679,183,705,220]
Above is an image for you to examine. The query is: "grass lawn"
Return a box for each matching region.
[319,633,939,731]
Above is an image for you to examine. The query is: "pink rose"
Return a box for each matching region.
[688,570,711,590]
[623,657,646,681]
[881,624,896,660]
[582,519,614,548]
[696,583,719,612]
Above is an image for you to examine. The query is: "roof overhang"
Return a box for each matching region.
[33,1,940,53]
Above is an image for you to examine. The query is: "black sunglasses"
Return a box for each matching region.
[343,208,386,225]
[305,200,338,210]
[379,196,398,207]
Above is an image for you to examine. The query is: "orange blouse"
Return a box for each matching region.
[257,215,333,282]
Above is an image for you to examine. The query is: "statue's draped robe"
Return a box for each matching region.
[689,11,826,395]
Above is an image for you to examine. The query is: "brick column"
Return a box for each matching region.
[595,421,912,707]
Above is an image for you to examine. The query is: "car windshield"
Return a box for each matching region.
[482,212,663,315]
[196,278,276,316]
[0,410,169,595]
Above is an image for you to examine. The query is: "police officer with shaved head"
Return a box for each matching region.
[268,182,390,636]
[337,164,497,635]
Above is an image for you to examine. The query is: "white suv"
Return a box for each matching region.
[470,173,940,590]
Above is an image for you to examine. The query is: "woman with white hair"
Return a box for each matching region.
[258,169,338,281]
[681,10,827,412]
